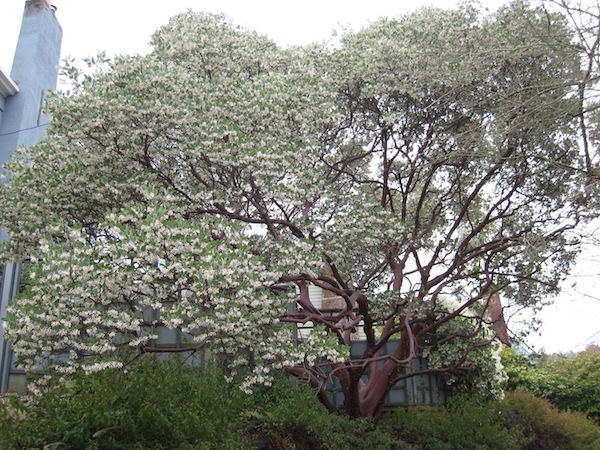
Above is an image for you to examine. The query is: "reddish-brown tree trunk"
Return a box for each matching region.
[334,322,423,420]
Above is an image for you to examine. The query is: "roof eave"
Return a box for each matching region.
[0,67,19,97]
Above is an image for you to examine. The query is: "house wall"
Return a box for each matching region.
[0,0,62,167]
[0,67,20,142]
[0,0,62,393]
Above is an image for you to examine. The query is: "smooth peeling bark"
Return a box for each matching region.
[336,320,425,419]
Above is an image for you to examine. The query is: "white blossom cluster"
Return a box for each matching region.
[0,5,593,409]
[423,295,508,398]
[6,200,341,386]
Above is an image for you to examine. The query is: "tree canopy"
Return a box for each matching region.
[1,1,598,418]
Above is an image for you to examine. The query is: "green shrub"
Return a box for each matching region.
[500,346,538,391]
[0,359,250,449]
[500,389,600,450]
[246,376,399,449]
[4,362,597,449]
[534,350,600,422]
[502,347,600,422]
[0,364,400,449]
[384,394,522,449]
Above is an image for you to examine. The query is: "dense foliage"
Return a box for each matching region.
[387,390,600,450]
[390,396,523,449]
[1,1,599,417]
[500,389,600,450]
[0,360,251,449]
[0,361,392,449]
[502,347,600,421]
[1,361,599,449]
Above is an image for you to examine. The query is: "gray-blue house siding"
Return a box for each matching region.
[0,0,62,393]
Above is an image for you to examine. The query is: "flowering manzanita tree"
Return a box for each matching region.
[1,2,599,419]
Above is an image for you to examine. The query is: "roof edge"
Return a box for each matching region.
[0,67,19,97]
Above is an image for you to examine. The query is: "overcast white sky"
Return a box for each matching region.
[1,0,499,69]
[1,0,599,355]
